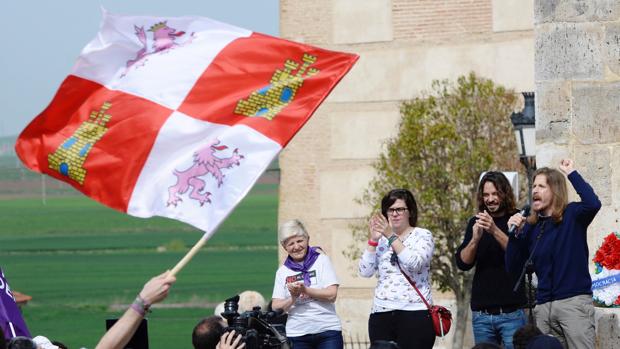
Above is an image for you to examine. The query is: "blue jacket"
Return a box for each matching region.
[505,171,601,304]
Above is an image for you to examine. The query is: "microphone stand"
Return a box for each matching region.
[513,221,546,325]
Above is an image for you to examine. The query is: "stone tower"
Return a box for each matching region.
[535,1,620,346]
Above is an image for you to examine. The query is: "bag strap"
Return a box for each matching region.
[395,259,432,310]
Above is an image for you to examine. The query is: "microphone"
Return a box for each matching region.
[508,205,530,235]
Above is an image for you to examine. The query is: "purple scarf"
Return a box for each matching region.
[283,246,321,286]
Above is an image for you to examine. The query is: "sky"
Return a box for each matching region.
[0,0,279,138]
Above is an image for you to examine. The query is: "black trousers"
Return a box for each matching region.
[369,310,435,349]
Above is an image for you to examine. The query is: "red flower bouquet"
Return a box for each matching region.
[592,232,620,307]
[593,233,620,271]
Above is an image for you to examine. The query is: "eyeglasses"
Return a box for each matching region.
[387,207,408,216]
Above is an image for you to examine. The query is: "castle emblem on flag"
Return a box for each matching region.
[234,53,319,120]
[167,139,244,207]
[48,102,112,185]
[123,21,194,77]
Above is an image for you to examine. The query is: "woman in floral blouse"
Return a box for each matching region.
[358,189,435,349]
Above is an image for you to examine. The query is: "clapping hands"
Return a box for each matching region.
[287,281,305,299]
[369,213,389,241]
[474,210,498,236]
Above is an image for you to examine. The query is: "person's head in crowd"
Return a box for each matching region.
[32,336,59,349]
[528,167,569,224]
[526,335,563,349]
[213,301,225,319]
[369,340,400,349]
[513,323,543,349]
[471,343,502,349]
[192,316,226,349]
[477,171,516,215]
[238,290,266,312]
[380,189,418,228]
[6,337,37,349]
[278,219,311,263]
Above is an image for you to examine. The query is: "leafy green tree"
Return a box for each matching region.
[351,72,521,348]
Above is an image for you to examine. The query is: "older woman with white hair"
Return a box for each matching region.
[271,219,343,349]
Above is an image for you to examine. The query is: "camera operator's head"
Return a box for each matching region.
[192,316,226,349]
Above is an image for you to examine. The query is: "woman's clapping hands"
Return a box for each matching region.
[369,213,389,241]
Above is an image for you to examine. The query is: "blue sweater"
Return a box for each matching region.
[505,171,601,304]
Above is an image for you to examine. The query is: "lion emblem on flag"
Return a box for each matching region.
[122,21,195,77]
[167,139,244,207]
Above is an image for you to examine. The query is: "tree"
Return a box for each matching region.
[351,72,521,348]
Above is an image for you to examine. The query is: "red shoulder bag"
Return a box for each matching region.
[396,260,452,337]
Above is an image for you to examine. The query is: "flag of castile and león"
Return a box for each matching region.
[15,11,358,237]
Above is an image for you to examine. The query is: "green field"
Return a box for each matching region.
[0,183,279,349]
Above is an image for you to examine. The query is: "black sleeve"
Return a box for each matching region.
[455,216,477,271]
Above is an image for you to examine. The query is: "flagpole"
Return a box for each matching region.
[169,233,208,277]
[41,174,47,206]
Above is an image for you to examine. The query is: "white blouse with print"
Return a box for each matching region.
[358,227,434,313]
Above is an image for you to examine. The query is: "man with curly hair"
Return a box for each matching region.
[456,171,527,349]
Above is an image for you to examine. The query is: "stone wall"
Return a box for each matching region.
[279,1,535,347]
[534,1,620,347]
[392,0,492,41]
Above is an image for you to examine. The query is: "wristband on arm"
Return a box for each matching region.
[367,239,379,247]
[387,234,399,246]
[130,295,151,316]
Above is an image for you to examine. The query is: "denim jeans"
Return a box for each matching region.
[288,330,343,349]
[472,309,526,349]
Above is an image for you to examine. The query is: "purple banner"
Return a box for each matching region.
[0,267,31,339]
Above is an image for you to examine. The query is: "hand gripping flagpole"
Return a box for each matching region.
[169,232,209,277]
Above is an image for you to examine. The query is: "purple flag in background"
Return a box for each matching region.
[0,268,31,339]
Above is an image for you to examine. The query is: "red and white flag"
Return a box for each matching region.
[16,11,357,238]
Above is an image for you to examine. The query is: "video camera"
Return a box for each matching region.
[221,295,290,349]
